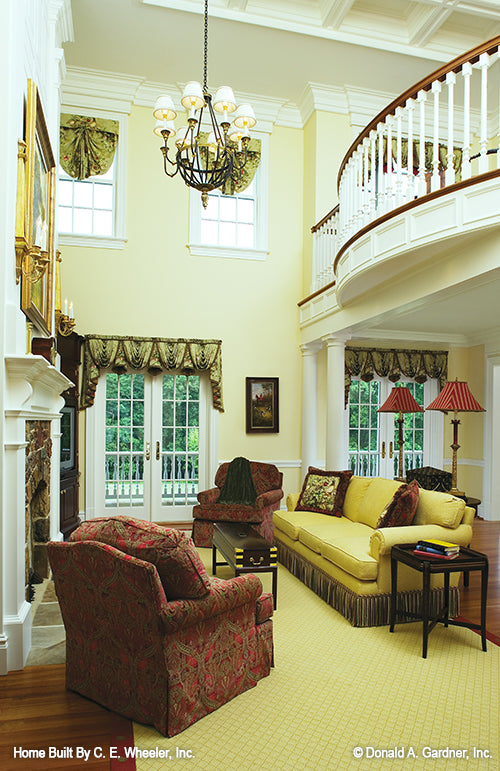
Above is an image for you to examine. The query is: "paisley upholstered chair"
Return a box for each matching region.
[192,459,284,547]
[48,516,274,737]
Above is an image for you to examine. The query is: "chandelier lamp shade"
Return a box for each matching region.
[378,386,424,482]
[152,0,256,208]
[426,379,485,497]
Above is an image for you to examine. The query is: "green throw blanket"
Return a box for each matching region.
[217,457,257,505]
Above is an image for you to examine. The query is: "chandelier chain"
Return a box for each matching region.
[203,0,208,94]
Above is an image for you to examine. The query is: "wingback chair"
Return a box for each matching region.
[47,516,274,737]
[192,460,284,547]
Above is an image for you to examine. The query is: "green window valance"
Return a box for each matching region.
[378,138,462,180]
[197,133,261,195]
[60,114,119,180]
[344,347,448,406]
[81,335,223,412]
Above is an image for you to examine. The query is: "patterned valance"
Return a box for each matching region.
[344,348,448,406]
[60,114,119,180]
[81,336,223,412]
[197,134,261,196]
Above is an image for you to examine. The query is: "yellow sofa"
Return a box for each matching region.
[273,476,474,627]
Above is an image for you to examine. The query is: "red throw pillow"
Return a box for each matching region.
[296,467,353,517]
[377,479,420,528]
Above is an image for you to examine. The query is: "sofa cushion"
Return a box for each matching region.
[296,467,353,516]
[321,538,378,581]
[413,488,465,528]
[377,479,420,528]
[343,476,372,521]
[297,518,372,554]
[70,516,211,600]
[356,478,402,528]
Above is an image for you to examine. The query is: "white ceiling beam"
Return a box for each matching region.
[408,3,457,48]
[321,0,356,30]
[225,0,249,10]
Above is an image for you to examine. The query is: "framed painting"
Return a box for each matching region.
[246,377,279,433]
[18,79,56,336]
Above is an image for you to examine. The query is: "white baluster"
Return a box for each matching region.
[363,138,370,223]
[417,89,427,197]
[406,98,415,201]
[395,106,403,206]
[445,71,456,185]
[369,130,377,217]
[479,52,490,174]
[431,79,441,192]
[386,115,394,211]
[377,122,385,213]
[462,61,472,180]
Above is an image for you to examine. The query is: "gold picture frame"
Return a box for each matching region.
[16,79,56,336]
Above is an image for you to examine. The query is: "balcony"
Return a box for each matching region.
[302,36,500,338]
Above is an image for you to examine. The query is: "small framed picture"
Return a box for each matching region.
[246,377,279,434]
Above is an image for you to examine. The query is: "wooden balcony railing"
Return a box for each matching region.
[310,35,500,295]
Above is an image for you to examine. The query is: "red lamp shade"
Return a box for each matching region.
[378,386,424,414]
[426,380,485,413]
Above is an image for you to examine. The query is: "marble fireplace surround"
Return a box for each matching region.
[3,354,71,673]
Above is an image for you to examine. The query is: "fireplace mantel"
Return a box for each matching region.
[5,355,73,417]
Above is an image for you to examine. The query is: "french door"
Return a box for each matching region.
[89,371,211,522]
[347,378,439,478]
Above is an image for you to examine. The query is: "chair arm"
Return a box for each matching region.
[197,487,221,505]
[159,574,265,633]
[286,493,300,511]
[256,488,284,510]
[369,523,473,560]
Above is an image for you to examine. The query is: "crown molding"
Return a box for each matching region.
[299,82,348,125]
[61,67,145,114]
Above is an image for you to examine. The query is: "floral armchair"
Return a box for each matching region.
[192,461,284,547]
[47,516,274,737]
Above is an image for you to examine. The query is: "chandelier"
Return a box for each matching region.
[153,0,256,208]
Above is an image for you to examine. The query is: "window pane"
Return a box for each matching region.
[238,198,254,223]
[94,184,113,210]
[220,221,236,246]
[58,207,72,232]
[73,208,93,234]
[219,196,236,221]
[59,179,73,206]
[203,195,219,220]
[237,223,254,248]
[93,209,113,236]
[200,219,218,244]
[74,182,93,208]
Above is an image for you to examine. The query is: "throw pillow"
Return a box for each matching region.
[377,479,420,528]
[70,516,211,600]
[296,467,353,517]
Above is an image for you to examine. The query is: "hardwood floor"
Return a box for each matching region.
[0,518,499,770]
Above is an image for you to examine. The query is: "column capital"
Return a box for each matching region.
[321,332,351,348]
[300,340,322,356]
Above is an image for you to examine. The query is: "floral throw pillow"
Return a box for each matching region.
[296,468,353,517]
[377,479,420,528]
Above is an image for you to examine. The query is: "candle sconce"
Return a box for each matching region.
[55,252,75,336]
[55,307,76,337]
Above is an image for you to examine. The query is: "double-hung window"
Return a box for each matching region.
[188,132,268,260]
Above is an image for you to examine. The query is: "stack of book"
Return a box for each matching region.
[414,539,460,559]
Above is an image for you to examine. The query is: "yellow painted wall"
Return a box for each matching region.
[62,107,305,508]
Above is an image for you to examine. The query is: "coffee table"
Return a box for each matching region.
[212,522,278,609]
[390,543,488,658]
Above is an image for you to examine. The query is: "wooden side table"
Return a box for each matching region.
[212,522,278,609]
[390,543,488,658]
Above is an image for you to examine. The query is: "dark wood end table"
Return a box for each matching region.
[212,522,278,609]
[390,543,488,658]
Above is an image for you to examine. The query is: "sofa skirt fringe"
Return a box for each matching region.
[275,540,459,627]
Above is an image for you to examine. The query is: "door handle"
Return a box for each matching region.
[389,441,393,459]
[381,441,385,458]
[156,441,160,460]
[145,442,151,461]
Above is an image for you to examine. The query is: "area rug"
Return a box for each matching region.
[131,549,499,771]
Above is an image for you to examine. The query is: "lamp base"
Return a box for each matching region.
[449,487,466,498]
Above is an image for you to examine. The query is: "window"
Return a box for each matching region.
[58,163,115,237]
[188,132,269,260]
[57,109,127,249]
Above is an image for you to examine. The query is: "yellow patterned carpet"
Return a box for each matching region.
[134,549,499,771]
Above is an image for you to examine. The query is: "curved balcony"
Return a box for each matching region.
[308,36,500,312]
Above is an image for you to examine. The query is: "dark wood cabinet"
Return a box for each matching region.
[57,333,83,539]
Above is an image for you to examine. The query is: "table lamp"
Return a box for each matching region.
[378,386,424,481]
[426,379,485,497]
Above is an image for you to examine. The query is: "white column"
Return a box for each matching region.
[445,71,456,186]
[431,79,441,192]
[417,89,427,197]
[462,62,472,180]
[300,342,321,480]
[479,52,490,174]
[323,334,350,470]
